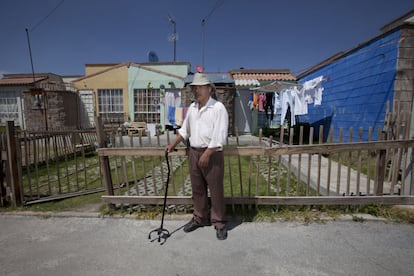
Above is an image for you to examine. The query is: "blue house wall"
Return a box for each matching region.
[298,29,401,142]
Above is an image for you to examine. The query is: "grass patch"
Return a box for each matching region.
[234,204,414,224]
[328,150,378,179]
[2,193,413,225]
[22,150,102,200]
[167,154,316,197]
[1,192,104,213]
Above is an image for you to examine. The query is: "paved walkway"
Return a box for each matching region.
[279,153,392,196]
[1,214,413,276]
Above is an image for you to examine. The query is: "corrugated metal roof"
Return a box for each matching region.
[184,72,234,84]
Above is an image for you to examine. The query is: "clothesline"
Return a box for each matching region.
[250,77,329,93]
[248,76,327,126]
[250,81,302,92]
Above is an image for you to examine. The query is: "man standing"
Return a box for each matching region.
[166,73,229,240]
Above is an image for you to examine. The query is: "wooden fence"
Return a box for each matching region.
[0,121,109,207]
[98,123,414,207]
[1,105,414,208]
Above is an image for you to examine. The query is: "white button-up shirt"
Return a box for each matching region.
[178,97,228,150]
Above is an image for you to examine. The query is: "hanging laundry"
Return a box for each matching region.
[248,92,254,110]
[292,86,308,116]
[273,92,281,111]
[280,89,295,126]
[165,90,182,126]
[175,91,182,107]
[175,107,183,126]
[164,91,176,107]
[265,92,274,121]
[168,106,176,127]
[253,92,258,110]
[250,75,326,128]
[301,76,324,106]
[258,93,266,112]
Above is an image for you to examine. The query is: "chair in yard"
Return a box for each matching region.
[127,122,148,136]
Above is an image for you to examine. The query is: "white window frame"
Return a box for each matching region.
[97,89,124,123]
[133,88,161,123]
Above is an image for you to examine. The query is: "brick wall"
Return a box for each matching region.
[24,90,79,130]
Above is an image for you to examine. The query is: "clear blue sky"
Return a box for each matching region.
[1,0,413,77]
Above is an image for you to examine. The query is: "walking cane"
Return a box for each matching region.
[148,149,175,245]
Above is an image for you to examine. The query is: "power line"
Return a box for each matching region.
[203,0,225,22]
[201,0,225,70]
[30,0,65,32]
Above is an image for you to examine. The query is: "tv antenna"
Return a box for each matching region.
[167,14,177,62]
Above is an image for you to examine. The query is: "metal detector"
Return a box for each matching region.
[148,150,174,245]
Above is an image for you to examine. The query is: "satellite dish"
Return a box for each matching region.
[148,51,159,62]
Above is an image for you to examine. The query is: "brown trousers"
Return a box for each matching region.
[189,147,226,229]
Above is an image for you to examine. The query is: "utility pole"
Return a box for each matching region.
[168,15,177,62]
[25,28,48,130]
[25,28,36,84]
[201,19,206,69]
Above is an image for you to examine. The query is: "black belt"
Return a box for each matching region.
[190,147,207,152]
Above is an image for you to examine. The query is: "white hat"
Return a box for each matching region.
[190,73,212,86]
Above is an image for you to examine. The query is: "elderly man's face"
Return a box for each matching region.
[192,85,211,104]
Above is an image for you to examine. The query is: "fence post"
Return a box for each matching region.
[95,116,115,208]
[411,148,414,195]
[5,121,22,206]
[0,136,5,207]
[375,131,387,195]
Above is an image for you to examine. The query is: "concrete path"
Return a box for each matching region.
[279,153,391,196]
[1,214,413,276]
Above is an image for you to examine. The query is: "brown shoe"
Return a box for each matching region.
[183,218,208,233]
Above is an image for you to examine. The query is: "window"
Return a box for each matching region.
[133,89,160,123]
[97,89,124,124]
[0,97,18,123]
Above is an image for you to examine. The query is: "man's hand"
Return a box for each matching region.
[198,148,215,167]
[166,134,183,153]
[165,145,176,153]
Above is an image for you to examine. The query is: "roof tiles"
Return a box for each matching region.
[230,70,296,87]
[0,76,47,86]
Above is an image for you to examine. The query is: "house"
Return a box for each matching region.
[296,9,414,142]
[0,73,77,130]
[229,69,296,134]
[72,62,191,133]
